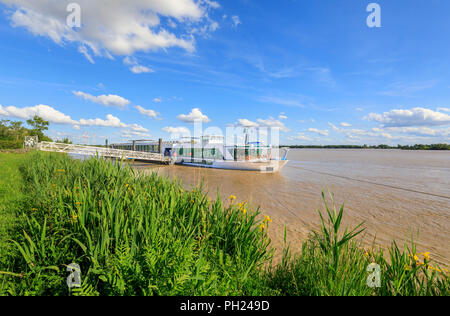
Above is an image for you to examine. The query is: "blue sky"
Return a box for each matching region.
[0,0,449,145]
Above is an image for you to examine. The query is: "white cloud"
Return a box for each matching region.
[162,126,191,138]
[257,117,290,132]
[162,126,190,133]
[383,126,450,137]
[231,15,241,27]
[78,45,95,64]
[128,124,149,133]
[288,133,312,142]
[153,98,163,103]
[135,105,159,119]
[308,128,329,136]
[177,108,210,123]
[123,56,154,74]
[78,114,127,128]
[202,0,220,9]
[130,65,154,74]
[340,122,351,127]
[279,114,288,120]
[2,0,220,61]
[73,91,130,108]
[236,118,259,128]
[365,107,450,127]
[328,122,340,132]
[234,117,289,132]
[0,104,147,131]
[437,107,450,113]
[0,104,75,124]
[121,129,152,139]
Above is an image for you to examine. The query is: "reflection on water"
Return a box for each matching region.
[130,149,449,267]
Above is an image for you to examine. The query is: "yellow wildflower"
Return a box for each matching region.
[423,252,430,261]
[264,215,272,223]
[229,195,236,201]
[75,201,82,205]
[70,213,78,223]
[258,224,265,232]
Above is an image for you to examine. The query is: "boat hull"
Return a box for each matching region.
[176,160,288,173]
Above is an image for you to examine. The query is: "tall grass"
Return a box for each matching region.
[266,193,450,296]
[1,152,273,295]
[0,152,448,296]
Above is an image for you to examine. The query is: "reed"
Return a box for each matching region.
[0,152,448,296]
[265,193,449,296]
[1,152,273,295]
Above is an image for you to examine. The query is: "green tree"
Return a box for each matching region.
[26,116,51,141]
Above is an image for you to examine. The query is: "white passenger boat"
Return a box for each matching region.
[110,136,289,173]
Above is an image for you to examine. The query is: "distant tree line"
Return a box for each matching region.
[284,144,450,150]
[0,115,71,149]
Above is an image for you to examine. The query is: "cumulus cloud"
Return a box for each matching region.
[236,118,259,128]
[162,126,191,139]
[234,117,290,132]
[0,104,75,124]
[1,0,220,61]
[121,129,152,139]
[0,104,147,131]
[78,114,127,128]
[365,107,450,127]
[177,108,210,123]
[123,56,154,74]
[135,105,159,119]
[340,122,351,127]
[308,128,329,136]
[130,65,153,74]
[73,91,130,108]
[162,126,190,134]
[257,117,290,132]
[383,126,450,137]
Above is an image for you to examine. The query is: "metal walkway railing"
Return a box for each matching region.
[37,141,174,164]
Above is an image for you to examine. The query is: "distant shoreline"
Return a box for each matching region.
[283,144,450,150]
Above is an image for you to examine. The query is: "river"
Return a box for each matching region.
[131,149,450,267]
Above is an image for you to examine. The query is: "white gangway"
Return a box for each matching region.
[37,141,174,164]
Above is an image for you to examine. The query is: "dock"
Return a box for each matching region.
[37,141,174,164]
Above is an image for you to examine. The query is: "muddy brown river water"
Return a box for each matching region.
[131,149,450,267]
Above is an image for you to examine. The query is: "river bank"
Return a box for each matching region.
[0,152,448,296]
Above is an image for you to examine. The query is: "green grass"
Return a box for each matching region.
[0,153,27,274]
[0,152,448,296]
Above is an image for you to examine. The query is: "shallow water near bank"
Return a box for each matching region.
[128,149,450,267]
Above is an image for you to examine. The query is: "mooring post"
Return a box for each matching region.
[105,139,109,148]
[132,140,136,151]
